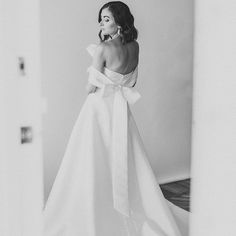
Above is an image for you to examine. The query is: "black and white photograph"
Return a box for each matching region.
[0,0,235,235]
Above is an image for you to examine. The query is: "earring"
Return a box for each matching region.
[117,27,121,35]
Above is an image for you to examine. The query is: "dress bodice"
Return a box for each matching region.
[103,66,138,85]
[86,44,141,105]
[87,65,138,90]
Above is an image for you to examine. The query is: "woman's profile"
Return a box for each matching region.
[43,1,189,235]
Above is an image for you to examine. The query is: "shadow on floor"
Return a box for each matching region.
[160,178,190,212]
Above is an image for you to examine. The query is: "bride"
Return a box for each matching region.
[43,1,190,235]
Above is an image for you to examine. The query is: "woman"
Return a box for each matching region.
[43,1,189,236]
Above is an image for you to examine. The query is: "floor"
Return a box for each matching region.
[160,178,191,212]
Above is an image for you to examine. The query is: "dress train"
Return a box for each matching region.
[43,44,190,236]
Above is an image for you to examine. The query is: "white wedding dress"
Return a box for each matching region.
[43,44,190,236]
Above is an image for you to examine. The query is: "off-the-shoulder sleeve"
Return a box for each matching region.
[87,66,113,87]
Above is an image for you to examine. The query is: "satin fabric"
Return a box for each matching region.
[87,65,141,217]
[43,44,190,236]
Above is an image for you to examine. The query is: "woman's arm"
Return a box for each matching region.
[86,44,106,94]
[92,43,106,72]
[86,83,97,94]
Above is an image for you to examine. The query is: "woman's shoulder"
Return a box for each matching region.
[92,42,107,59]
[129,40,139,54]
[94,40,139,65]
[124,40,139,59]
[93,41,115,57]
[130,40,139,48]
[103,40,139,54]
[94,41,115,58]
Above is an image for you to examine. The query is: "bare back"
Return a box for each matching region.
[103,39,139,75]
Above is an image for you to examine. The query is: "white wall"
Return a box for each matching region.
[190,0,236,235]
[41,0,193,202]
[0,0,44,235]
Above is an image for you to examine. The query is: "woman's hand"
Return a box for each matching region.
[86,83,97,94]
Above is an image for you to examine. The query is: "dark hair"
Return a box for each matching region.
[98,1,138,44]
